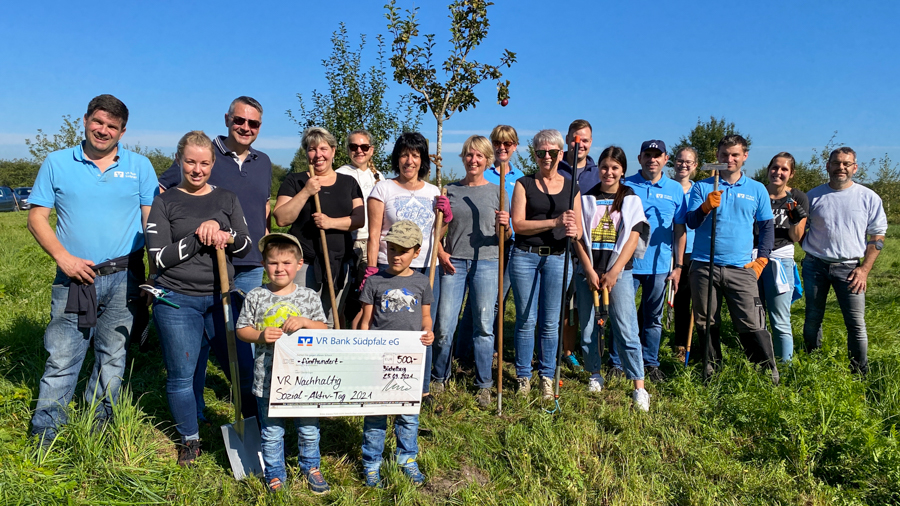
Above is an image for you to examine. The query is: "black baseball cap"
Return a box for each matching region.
[640,140,667,154]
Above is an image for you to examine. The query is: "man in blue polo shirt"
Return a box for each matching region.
[610,139,686,382]
[28,95,159,445]
[157,96,272,420]
[686,134,779,383]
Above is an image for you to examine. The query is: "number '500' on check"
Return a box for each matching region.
[268,329,427,417]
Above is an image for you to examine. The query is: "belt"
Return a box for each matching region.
[516,244,565,256]
[95,265,128,276]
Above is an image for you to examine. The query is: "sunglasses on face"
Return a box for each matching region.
[534,149,560,159]
[231,115,261,129]
[493,141,516,149]
[349,143,372,152]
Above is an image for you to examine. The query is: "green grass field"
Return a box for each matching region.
[1,209,898,505]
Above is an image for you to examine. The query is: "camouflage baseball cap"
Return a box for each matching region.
[258,233,304,257]
[384,220,422,248]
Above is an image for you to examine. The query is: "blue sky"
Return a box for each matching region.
[2,0,898,179]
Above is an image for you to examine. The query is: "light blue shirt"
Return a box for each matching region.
[683,181,695,255]
[30,142,159,264]
[484,165,522,237]
[624,171,687,274]
[688,174,773,267]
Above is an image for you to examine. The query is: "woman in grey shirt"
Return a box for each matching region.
[431,135,509,407]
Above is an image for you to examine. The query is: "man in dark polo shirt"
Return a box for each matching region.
[157,96,272,420]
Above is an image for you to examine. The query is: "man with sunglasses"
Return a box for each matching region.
[336,129,384,328]
[801,147,887,375]
[157,96,272,420]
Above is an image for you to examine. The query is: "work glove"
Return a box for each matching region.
[435,195,453,223]
[743,257,769,279]
[359,266,379,291]
[785,193,808,224]
[700,190,722,214]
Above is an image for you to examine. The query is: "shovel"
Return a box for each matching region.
[216,247,264,480]
[592,287,609,363]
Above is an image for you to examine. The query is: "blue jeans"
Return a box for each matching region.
[456,243,512,362]
[31,269,139,437]
[574,270,603,374]
[609,273,666,369]
[759,257,795,362]
[233,265,265,295]
[378,264,440,395]
[509,248,572,379]
[584,269,644,381]
[432,258,498,388]
[256,397,320,481]
[361,414,419,472]
[802,255,868,373]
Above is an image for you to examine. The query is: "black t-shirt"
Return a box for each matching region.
[147,187,252,296]
[277,172,363,280]
[514,173,580,251]
[583,184,645,273]
[753,188,810,251]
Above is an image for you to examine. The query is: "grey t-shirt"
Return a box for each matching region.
[802,182,888,262]
[444,181,501,260]
[236,284,327,398]
[360,271,434,331]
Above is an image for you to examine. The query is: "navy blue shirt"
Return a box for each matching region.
[158,136,272,267]
[624,171,687,274]
[559,155,600,194]
[686,174,774,267]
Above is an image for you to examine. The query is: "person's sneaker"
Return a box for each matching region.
[588,373,603,393]
[645,366,666,383]
[305,468,330,494]
[364,468,383,488]
[516,377,531,396]
[420,394,435,409]
[539,376,554,401]
[430,381,445,395]
[607,365,625,379]
[632,388,650,412]
[267,477,284,493]
[400,461,426,486]
[177,439,202,467]
[563,353,581,369]
[475,388,491,408]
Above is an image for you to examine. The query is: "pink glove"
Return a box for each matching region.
[435,195,453,223]
[359,266,380,291]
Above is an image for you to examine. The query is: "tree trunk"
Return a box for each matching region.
[435,120,443,188]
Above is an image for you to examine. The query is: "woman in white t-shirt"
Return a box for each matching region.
[363,131,451,404]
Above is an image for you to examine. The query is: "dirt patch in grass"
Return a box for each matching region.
[424,463,490,497]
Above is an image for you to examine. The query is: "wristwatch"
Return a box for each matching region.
[674,263,683,269]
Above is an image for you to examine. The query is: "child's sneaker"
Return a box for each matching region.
[177,439,201,467]
[632,388,650,412]
[563,353,581,369]
[539,376,554,401]
[475,388,491,408]
[364,468,383,488]
[430,381,445,395]
[267,477,284,493]
[588,373,603,393]
[516,377,531,396]
[305,468,330,494]
[400,461,426,486]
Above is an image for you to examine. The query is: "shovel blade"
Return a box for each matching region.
[221,416,264,480]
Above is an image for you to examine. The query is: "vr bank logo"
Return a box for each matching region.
[298,336,314,346]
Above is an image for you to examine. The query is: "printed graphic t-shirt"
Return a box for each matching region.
[368,180,440,268]
[359,271,434,331]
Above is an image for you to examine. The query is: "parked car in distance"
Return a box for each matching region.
[13,187,32,210]
[0,187,17,212]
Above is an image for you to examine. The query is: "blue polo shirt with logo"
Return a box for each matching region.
[686,174,773,267]
[30,143,159,264]
[158,135,272,266]
[624,171,687,274]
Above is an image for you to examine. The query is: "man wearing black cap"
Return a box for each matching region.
[610,140,686,382]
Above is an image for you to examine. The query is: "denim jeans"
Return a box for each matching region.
[759,257,795,362]
[361,414,419,472]
[31,269,139,437]
[802,255,868,373]
[256,397,320,481]
[153,290,227,439]
[233,265,265,294]
[573,270,603,374]
[432,258,499,388]
[594,269,645,380]
[509,247,572,379]
[456,243,512,362]
[378,264,440,395]
[609,272,666,368]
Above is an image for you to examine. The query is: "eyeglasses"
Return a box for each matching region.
[231,115,261,129]
[349,143,372,152]
[674,159,696,166]
[534,149,560,159]
[493,141,516,149]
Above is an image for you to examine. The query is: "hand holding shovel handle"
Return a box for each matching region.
[429,187,448,288]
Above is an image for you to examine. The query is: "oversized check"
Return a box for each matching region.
[268,329,426,417]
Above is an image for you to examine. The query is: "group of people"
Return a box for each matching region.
[25,94,888,494]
